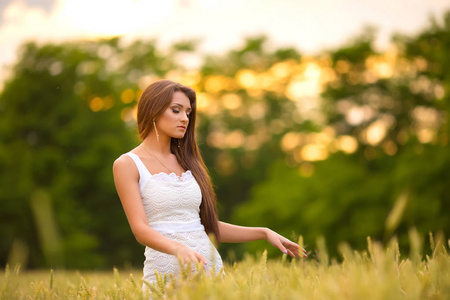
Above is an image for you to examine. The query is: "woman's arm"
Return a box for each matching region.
[218,221,306,258]
[113,155,207,265]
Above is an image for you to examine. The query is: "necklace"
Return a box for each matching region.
[143,146,183,181]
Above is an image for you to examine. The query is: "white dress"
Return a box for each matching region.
[125,152,223,284]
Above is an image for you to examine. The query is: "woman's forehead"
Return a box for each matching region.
[171,91,191,109]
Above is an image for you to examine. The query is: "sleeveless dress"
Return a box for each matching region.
[124,152,223,285]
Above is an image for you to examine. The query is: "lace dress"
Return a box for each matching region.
[124,153,223,284]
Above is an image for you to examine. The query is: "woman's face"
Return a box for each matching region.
[156,91,192,139]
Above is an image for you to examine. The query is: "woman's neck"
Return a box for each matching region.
[141,135,172,156]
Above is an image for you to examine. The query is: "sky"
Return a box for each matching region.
[1,0,450,87]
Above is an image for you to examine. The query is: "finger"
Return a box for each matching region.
[287,246,300,257]
[286,249,296,258]
[289,246,305,258]
[279,244,289,255]
[188,254,194,262]
[196,253,208,265]
[178,254,188,264]
[282,241,299,251]
[284,240,300,250]
[295,247,308,258]
[280,239,299,250]
[275,238,298,257]
[302,248,308,257]
[189,254,198,264]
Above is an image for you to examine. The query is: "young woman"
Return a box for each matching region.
[113,80,306,285]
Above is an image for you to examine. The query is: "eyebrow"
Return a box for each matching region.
[172,103,192,111]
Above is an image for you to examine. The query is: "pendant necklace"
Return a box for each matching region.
[143,146,183,181]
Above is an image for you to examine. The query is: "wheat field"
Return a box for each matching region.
[1,235,449,299]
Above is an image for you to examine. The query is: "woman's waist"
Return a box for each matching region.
[149,219,204,234]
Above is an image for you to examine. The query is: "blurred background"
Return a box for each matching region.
[0,0,449,269]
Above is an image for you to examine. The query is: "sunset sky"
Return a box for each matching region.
[1,0,450,87]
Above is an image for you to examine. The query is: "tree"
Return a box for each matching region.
[0,40,143,268]
[232,13,450,258]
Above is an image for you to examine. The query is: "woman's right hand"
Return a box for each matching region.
[172,243,208,265]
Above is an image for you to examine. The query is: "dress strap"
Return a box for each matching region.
[124,152,151,191]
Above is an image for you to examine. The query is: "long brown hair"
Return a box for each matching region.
[137,79,220,241]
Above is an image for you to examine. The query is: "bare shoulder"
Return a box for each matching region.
[113,154,137,176]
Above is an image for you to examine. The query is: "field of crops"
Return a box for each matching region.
[1,236,449,299]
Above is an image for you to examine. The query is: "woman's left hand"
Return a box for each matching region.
[264,229,307,258]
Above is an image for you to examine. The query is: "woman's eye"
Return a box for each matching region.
[172,108,191,118]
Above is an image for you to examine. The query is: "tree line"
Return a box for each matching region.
[0,12,449,268]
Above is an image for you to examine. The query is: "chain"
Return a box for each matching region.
[142,146,183,181]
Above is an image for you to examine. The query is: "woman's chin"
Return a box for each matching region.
[172,133,185,139]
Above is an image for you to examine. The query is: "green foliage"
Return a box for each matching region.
[0,40,140,268]
[0,10,449,270]
[330,26,378,63]
[234,154,390,257]
[235,145,450,258]
[234,12,450,258]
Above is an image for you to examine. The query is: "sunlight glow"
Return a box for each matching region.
[337,135,358,154]
[89,97,103,112]
[303,62,322,81]
[196,92,212,111]
[412,106,442,143]
[207,131,226,149]
[88,95,115,112]
[285,61,327,101]
[180,71,202,88]
[300,144,329,161]
[345,105,376,126]
[382,140,398,155]
[121,107,134,122]
[366,54,395,79]
[221,94,242,110]
[281,132,301,152]
[243,135,259,151]
[416,128,435,144]
[285,79,321,100]
[236,70,257,89]
[204,76,224,93]
[270,61,294,79]
[365,120,388,146]
[139,75,159,90]
[226,130,245,148]
[204,75,235,93]
[121,89,135,103]
[248,102,266,120]
[335,60,350,74]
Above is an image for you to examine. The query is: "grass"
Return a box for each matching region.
[1,235,449,299]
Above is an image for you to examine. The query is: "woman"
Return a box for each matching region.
[113,80,306,285]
